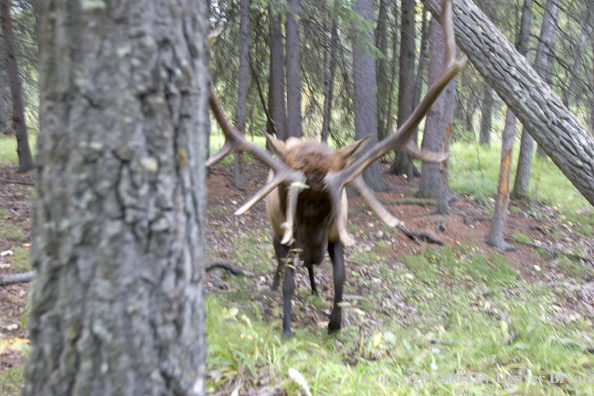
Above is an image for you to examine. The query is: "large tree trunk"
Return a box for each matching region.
[513,0,558,193]
[353,0,387,191]
[232,0,250,190]
[321,0,339,143]
[389,0,416,178]
[1,0,34,172]
[286,0,302,139]
[375,0,390,141]
[422,0,594,207]
[267,4,288,141]
[479,86,494,146]
[418,18,446,199]
[24,1,209,395]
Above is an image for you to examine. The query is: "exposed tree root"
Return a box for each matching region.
[397,224,445,245]
[0,270,35,286]
[206,260,255,277]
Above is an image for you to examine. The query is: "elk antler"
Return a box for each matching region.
[207,86,306,244]
[325,0,466,246]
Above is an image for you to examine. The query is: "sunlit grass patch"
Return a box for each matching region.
[0,133,37,166]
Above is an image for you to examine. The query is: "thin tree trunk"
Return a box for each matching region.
[564,9,590,107]
[479,86,494,146]
[375,0,390,141]
[321,0,339,143]
[1,0,34,172]
[267,3,288,141]
[389,0,416,178]
[0,89,9,135]
[384,2,400,141]
[418,18,446,199]
[487,109,516,249]
[353,0,387,191]
[232,0,250,190]
[510,0,533,199]
[412,7,431,146]
[286,0,302,139]
[24,0,209,394]
[422,0,594,207]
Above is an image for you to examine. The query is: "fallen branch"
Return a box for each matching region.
[381,198,436,207]
[0,179,35,186]
[206,260,255,277]
[397,224,445,245]
[0,270,36,286]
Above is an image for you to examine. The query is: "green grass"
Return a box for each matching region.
[0,133,37,166]
[0,366,24,396]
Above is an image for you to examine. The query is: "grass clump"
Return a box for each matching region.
[0,366,24,396]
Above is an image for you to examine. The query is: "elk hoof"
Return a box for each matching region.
[282,328,293,338]
[328,321,341,334]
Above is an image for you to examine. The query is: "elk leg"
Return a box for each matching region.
[272,236,289,291]
[307,265,317,295]
[328,240,344,334]
[282,263,295,337]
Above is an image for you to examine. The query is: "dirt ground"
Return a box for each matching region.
[1,161,593,376]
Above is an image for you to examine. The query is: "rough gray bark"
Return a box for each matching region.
[479,85,494,146]
[422,0,594,207]
[418,18,446,199]
[487,108,516,249]
[435,76,456,215]
[514,0,559,191]
[232,0,250,190]
[384,2,400,143]
[389,0,416,178]
[375,0,389,141]
[1,0,34,172]
[352,0,387,191]
[286,0,302,139]
[321,0,339,143]
[267,4,288,141]
[24,1,209,395]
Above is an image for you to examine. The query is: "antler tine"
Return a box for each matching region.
[325,0,465,245]
[208,86,306,244]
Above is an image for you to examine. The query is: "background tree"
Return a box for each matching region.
[268,2,288,141]
[513,0,559,197]
[389,0,416,178]
[24,0,209,394]
[478,86,494,146]
[231,0,251,190]
[286,0,302,139]
[352,0,387,191]
[1,0,34,172]
[321,0,339,143]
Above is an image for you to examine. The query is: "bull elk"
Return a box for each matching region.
[207,0,465,337]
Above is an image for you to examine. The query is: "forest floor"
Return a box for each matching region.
[1,159,594,395]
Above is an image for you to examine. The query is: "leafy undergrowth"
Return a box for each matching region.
[207,242,594,395]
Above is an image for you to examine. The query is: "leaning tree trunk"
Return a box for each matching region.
[24,1,209,395]
[418,18,446,199]
[422,0,594,207]
[231,0,250,190]
[286,0,302,139]
[0,0,34,172]
[352,0,387,191]
[389,0,416,178]
[513,0,558,195]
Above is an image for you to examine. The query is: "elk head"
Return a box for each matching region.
[206,0,465,336]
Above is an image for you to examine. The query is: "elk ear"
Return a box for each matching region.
[335,134,372,168]
[264,132,288,161]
